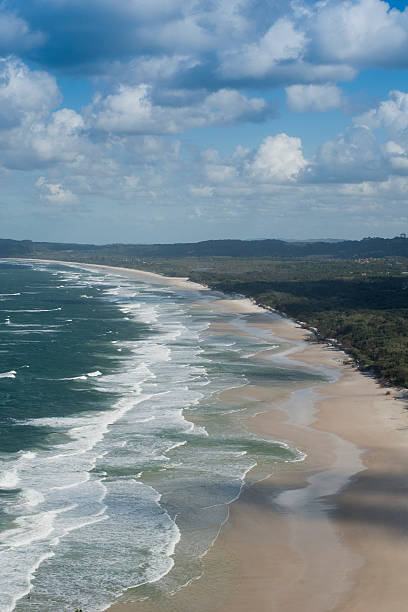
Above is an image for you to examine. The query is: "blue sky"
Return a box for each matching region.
[1,0,408,244]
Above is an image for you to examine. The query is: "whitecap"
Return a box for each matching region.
[165,441,187,453]
[0,308,62,313]
[0,370,16,379]
[0,468,19,489]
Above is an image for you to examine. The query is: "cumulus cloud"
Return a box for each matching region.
[349,90,408,175]
[93,85,153,133]
[292,89,408,184]
[1,105,87,170]
[286,84,344,112]
[0,57,60,130]
[356,90,408,134]
[0,10,44,55]
[311,125,382,182]
[29,109,85,164]
[3,1,408,241]
[91,84,269,134]
[250,134,308,183]
[205,163,238,184]
[4,0,407,88]
[381,141,408,174]
[219,18,306,79]
[36,177,78,205]
[309,0,408,68]
[0,58,90,169]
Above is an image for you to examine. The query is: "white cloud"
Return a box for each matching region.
[36,177,79,205]
[0,11,44,55]
[310,0,408,67]
[94,85,153,133]
[201,89,267,123]
[351,90,408,175]
[220,18,306,79]
[0,59,90,170]
[383,141,405,156]
[312,125,381,182]
[1,106,86,170]
[381,141,408,173]
[356,90,408,134]
[91,84,268,134]
[189,185,214,198]
[286,84,343,112]
[389,156,408,171]
[205,163,237,184]
[250,134,308,182]
[0,58,60,129]
[4,0,408,93]
[4,3,408,241]
[30,109,85,164]
[116,55,200,87]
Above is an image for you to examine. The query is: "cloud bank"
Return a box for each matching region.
[1,1,408,242]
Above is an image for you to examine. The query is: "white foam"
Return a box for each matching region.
[0,468,19,489]
[22,489,45,508]
[0,260,305,610]
[0,506,73,556]
[0,550,55,612]
[165,441,187,453]
[0,369,16,378]
[0,308,62,312]
[134,416,156,423]
[53,372,99,381]
[18,451,37,461]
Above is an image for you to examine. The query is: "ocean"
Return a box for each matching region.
[0,260,322,611]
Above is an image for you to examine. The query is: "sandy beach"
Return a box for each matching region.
[12,260,408,611]
[16,259,208,291]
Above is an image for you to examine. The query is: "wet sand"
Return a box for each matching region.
[108,297,408,612]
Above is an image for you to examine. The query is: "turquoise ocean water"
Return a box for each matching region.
[0,261,321,611]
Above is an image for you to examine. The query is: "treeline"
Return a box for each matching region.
[185,262,408,387]
[3,234,408,260]
[122,256,408,388]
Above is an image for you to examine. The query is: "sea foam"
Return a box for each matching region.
[0,261,305,612]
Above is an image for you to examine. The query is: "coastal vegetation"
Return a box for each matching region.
[2,236,408,387]
[145,256,408,387]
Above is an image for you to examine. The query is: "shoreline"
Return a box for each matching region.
[108,310,408,612]
[8,258,408,611]
[6,258,209,292]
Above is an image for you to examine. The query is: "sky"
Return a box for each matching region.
[1,0,408,244]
